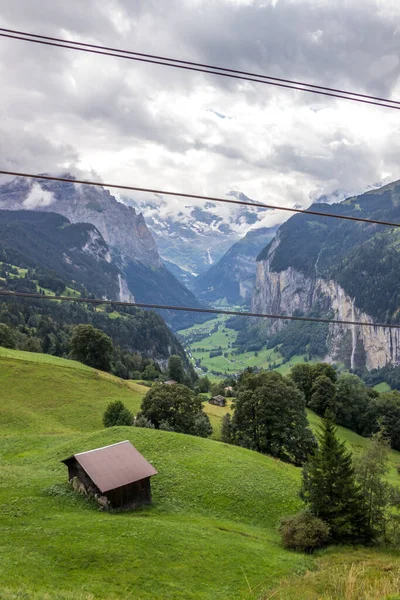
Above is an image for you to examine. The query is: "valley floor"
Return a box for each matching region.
[178,316,309,381]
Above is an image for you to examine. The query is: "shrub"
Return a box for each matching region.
[133,414,155,429]
[193,413,213,438]
[103,400,133,427]
[279,510,330,553]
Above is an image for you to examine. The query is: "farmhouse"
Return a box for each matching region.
[62,440,158,509]
[209,395,226,407]
[164,379,177,385]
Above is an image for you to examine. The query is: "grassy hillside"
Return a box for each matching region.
[1,349,400,599]
[0,348,145,434]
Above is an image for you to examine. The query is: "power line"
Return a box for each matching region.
[1,29,400,110]
[2,26,400,107]
[0,290,398,330]
[1,169,399,229]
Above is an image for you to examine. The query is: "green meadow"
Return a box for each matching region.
[1,349,399,599]
[179,316,309,380]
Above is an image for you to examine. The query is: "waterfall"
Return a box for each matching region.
[350,297,357,371]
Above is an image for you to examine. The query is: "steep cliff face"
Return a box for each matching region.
[194,227,278,305]
[253,254,400,369]
[252,180,400,370]
[0,210,127,301]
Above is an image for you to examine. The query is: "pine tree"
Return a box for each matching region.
[168,355,184,383]
[300,412,368,543]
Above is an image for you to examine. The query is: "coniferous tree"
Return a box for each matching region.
[168,355,184,383]
[300,412,368,543]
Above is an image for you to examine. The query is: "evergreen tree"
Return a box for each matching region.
[300,413,368,543]
[309,375,337,417]
[168,354,184,383]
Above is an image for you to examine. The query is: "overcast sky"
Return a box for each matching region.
[1,0,400,228]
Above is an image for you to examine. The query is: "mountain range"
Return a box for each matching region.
[126,191,269,280]
[0,176,205,329]
[193,226,278,305]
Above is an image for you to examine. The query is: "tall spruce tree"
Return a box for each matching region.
[300,412,369,543]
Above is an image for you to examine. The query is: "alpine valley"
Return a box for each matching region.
[2,174,400,376]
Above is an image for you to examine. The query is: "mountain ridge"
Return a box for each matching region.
[252,180,400,369]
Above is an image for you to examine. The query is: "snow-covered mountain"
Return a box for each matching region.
[125,191,271,281]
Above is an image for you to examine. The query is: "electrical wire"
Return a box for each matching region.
[1,169,399,229]
[2,26,400,106]
[0,290,398,330]
[1,29,400,110]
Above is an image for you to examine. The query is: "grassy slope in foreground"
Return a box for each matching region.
[1,349,400,599]
[0,349,310,599]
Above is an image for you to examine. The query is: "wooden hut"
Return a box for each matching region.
[209,395,226,407]
[62,440,158,509]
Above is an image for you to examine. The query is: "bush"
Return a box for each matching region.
[279,510,330,553]
[133,414,155,429]
[103,400,134,427]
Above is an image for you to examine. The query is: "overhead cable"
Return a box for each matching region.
[0,290,399,330]
[1,169,399,229]
[1,28,400,110]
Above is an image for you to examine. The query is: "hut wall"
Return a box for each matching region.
[106,477,152,508]
[66,459,99,495]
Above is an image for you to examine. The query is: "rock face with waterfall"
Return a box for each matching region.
[252,180,400,370]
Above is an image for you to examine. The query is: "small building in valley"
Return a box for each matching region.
[164,379,177,385]
[62,440,158,509]
[209,395,226,407]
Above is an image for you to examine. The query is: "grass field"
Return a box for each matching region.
[1,349,400,599]
[0,348,145,434]
[0,350,313,599]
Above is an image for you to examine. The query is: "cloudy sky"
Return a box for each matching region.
[1,0,400,229]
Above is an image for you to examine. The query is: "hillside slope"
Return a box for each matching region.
[0,209,123,300]
[1,350,400,599]
[0,348,146,434]
[253,180,400,369]
[0,349,309,600]
[0,176,205,328]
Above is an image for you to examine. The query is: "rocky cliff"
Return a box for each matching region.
[194,226,278,305]
[0,176,160,267]
[252,181,400,370]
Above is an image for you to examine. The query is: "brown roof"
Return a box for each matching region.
[62,441,158,493]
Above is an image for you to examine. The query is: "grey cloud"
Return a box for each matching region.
[0,0,399,217]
